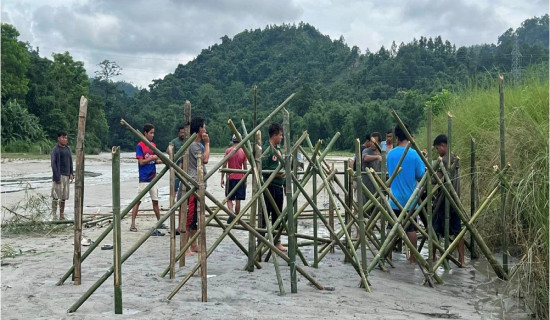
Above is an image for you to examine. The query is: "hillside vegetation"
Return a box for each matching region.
[1,15,548,152]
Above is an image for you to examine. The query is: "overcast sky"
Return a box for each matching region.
[2,0,547,89]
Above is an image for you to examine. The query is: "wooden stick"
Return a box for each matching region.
[168,145,176,279]
[73,96,88,285]
[111,146,122,314]
[498,74,508,273]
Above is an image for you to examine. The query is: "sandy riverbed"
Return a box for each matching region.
[0,153,532,319]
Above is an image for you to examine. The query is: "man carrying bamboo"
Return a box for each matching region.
[51,131,74,220]
[432,134,465,267]
[386,125,425,264]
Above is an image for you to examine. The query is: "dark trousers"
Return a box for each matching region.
[261,184,284,244]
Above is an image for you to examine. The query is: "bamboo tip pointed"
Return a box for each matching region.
[493,165,499,172]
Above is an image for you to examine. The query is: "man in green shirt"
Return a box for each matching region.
[167,126,185,235]
[261,123,287,252]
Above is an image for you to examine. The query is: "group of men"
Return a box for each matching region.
[354,126,464,266]
[50,121,462,264]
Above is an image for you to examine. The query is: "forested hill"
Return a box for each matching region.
[1,16,548,152]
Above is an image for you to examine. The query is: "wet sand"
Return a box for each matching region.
[0,154,532,319]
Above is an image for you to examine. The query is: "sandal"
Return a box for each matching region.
[129,226,138,232]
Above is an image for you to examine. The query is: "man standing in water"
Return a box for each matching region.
[51,131,74,220]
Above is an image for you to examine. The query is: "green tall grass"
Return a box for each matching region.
[416,65,549,319]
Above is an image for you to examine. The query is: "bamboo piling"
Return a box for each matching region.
[73,96,88,285]
[111,146,122,314]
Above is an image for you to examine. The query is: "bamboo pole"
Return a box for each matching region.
[498,74,508,273]
[73,96,88,285]
[343,159,351,264]
[111,146,122,314]
[329,163,335,254]
[180,100,191,267]
[198,153,207,302]
[354,139,368,275]
[444,113,452,265]
[426,106,434,271]
[470,137,477,259]
[283,109,298,293]
[168,144,176,279]
[312,164,319,268]
[247,131,260,271]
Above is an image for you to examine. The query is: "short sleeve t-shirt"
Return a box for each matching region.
[225,146,247,180]
[386,146,425,210]
[188,141,208,185]
[262,142,284,186]
[136,141,157,182]
[170,137,186,164]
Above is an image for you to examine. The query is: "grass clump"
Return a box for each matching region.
[416,65,548,319]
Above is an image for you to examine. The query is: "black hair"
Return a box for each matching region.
[143,123,154,133]
[178,125,185,131]
[371,132,382,142]
[268,123,283,138]
[190,117,205,134]
[364,134,371,142]
[433,134,448,146]
[386,129,393,135]
[394,124,411,142]
[57,131,67,137]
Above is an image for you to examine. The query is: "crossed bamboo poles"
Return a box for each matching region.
[60,94,509,314]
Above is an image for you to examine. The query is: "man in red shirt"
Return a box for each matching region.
[221,134,248,224]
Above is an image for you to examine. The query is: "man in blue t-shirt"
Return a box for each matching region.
[130,123,166,235]
[387,124,425,264]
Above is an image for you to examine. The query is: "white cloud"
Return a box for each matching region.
[2,0,547,88]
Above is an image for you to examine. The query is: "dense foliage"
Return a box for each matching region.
[1,15,547,152]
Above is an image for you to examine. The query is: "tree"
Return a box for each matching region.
[1,23,30,103]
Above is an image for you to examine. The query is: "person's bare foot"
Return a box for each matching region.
[276,243,287,252]
[185,249,194,256]
[59,215,66,221]
[191,244,200,253]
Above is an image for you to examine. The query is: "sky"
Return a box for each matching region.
[2,0,548,89]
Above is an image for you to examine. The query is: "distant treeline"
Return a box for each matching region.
[1,15,548,152]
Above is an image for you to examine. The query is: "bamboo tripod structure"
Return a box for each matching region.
[61,94,510,314]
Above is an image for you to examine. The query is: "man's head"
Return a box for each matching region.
[57,131,68,146]
[268,123,283,145]
[385,130,393,145]
[177,126,185,140]
[433,134,448,157]
[143,123,155,141]
[394,124,410,143]
[370,132,381,150]
[232,134,239,144]
[190,117,206,137]
[364,134,372,148]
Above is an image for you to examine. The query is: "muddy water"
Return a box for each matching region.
[0,152,533,318]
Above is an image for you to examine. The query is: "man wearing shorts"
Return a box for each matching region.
[130,123,165,235]
[51,131,74,220]
[221,134,247,224]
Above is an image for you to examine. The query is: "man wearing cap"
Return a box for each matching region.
[221,134,248,224]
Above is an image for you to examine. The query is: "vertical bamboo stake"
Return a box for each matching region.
[380,148,387,266]
[198,153,207,302]
[354,139,368,275]
[112,146,122,314]
[343,159,350,264]
[329,163,335,253]
[73,96,88,285]
[180,101,191,267]
[498,74,508,273]
[426,106,433,271]
[444,113,452,258]
[283,110,297,293]
[168,144,176,279]
[312,168,319,268]
[470,137,477,259]
[247,131,260,271]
